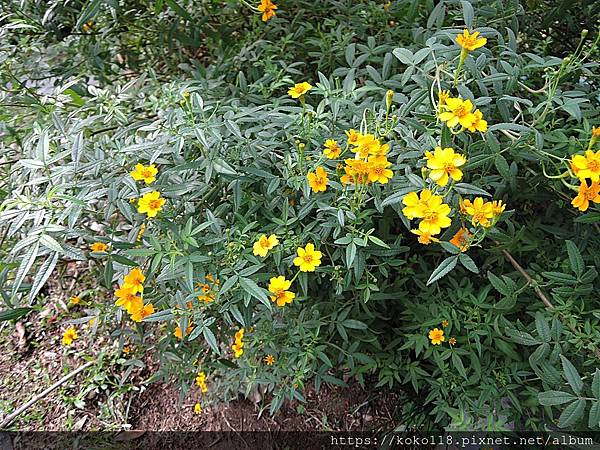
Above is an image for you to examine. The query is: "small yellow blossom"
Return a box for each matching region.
[90,242,108,252]
[418,197,452,235]
[62,326,78,346]
[456,29,487,52]
[307,166,329,192]
[323,139,341,159]
[130,163,158,184]
[174,323,193,340]
[428,328,445,345]
[252,234,279,257]
[264,354,275,365]
[425,146,466,187]
[268,276,295,307]
[114,285,143,314]
[232,328,245,358]
[571,181,600,212]
[288,82,313,99]
[345,129,361,146]
[411,229,440,245]
[130,303,154,322]
[137,191,166,218]
[463,197,495,227]
[195,371,208,393]
[402,190,434,220]
[70,296,81,305]
[293,243,322,272]
[466,109,488,133]
[571,150,600,182]
[194,403,202,415]
[449,337,457,346]
[439,97,476,129]
[123,268,145,294]
[449,227,472,252]
[367,155,394,184]
[257,0,277,22]
[442,320,449,328]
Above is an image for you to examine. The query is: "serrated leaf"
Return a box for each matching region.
[538,391,576,406]
[560,355,583,395]
[558,399,586,428]
[426,255,458,285]
[239,277,269,306]
[535,312,551,343]
[565,240,584,277]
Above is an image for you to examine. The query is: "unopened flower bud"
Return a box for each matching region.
[385,89,394,112]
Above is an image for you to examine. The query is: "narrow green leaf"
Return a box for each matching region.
[426,255,458,285]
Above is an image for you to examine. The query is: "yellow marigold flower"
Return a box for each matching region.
[425,146,466,187]
[174,323,193,340]
[410,229,440,245]
[90,242,108,252]
[442,320,449,328]
[592,126,600,138]
[114,285,143,313]
[402,190,434,220]
[439,97,476,129]
[130,303,154,322]
[341,159,370,185]
[288,82,312,99]
[323,139,341,159]
[438,90,450,106]
[194,403,202,415]
[449,337,457,346]
[62,326,78,346]
[123,346,131,354]
[428,328,445,345]
[367,155,394,184]
[467,109,488,133]
[252,234,279,257]
[571,181,600,212]
[235,328,245,342]
[307,166,328,193]
[456,29,487,52]
[345,129,361,146]
[449,227,472,252]
[195,371,208,393]
[137,191,165,218]
[464,197,495,227]
[268,275,296,307]
[130,163,158,184]
[418,197,452,235]
[232,343,244,358]
[354,133,380,159]
[197,294,214,303]
[257,0,277,22]
[571,150,600,182]
[491,200,506,216]
[123,268,145,294]
[82,22,93,33]
[70,296,81,305]
[264,354,275,365]
[293,243,322,272]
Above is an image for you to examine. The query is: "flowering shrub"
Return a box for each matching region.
[1,0,599,431]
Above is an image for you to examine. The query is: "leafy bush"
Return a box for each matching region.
[1,0,599,431]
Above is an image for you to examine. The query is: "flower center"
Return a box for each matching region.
[424,211,439,222]
[149,199,161,209]
[455,106,467,117]
[588,160,600,172]
[303,254,313,263]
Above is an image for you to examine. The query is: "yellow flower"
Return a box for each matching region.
[571,150,600,182]
[90,242,108,252]
[340,159,370,185]
[418,197,452,235]
[428,328,445,345]
[288,82,312,99]
[592,126,600,138]
[345,129,361,146]
[438,90,450,106]
[130,303,154,322]
[307,166,329,193]
[130,163,158,184]
[197,294,215,303]
[293,243,322,272]
[123,268,145,294]
[268,276,296,307]
[123,346,131,354]
[174,323,193,340]
[449,337,457,346]
[137,191,166,218]
[571,181,600,212]
[252,234,279,257]
[464,197,495,227]
[425,146,466,187]
[232,328,245,358]
[439,97,476,129]
[323,139,341,159]
[257,0,277,22]
[137,223,146,242]
[466,109,488,133]
[410,229,440,245]
[456,29,487,52]
[264,355,275,365]
[491,200,506,217]
[195,371,208,393]
[114,285,143,314]
[70,296,81,305]
[82,21,93,33]
[442,320,449,328]
[194,403,202,415]
[353,133,380,159]
[449,227,472,252]
[62,326,78,346]
[367,155,393,184]
[402,190,434,219]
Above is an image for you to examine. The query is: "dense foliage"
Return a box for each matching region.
[1,0,599,431]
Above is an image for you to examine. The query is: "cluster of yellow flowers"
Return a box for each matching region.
[257,0,277,22]
[130,163,165,218]
[460,197,505,228]
[114,268,155,322]
[570,127,600,212]
[428,321,456,346]
[232,328,245,358]
[197,274,219,303]
[195,371,208,393]
[438,94,487,133]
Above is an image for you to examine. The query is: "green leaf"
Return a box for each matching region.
[203,327,219,353]
[558,399,586,428]
[565,240,584,277]
[538,391,577,406]
[592,369,600,399]
[0,307,32,322]
[534,312,551,343]
[345,242,357,268]
[560,355,583,395]
[239,277,269,306]
[488,271,511,296]
[368,235,389,248]
[495,155,511,181]
[459,253,478,273]
[452,352,468,380]
[112,255,139,267]
[342,319,368,330]
[589,402,600,429]
[505,328,542,346]
[426,255,458,285]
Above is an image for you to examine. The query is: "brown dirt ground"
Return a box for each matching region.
[0,264,402,432]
